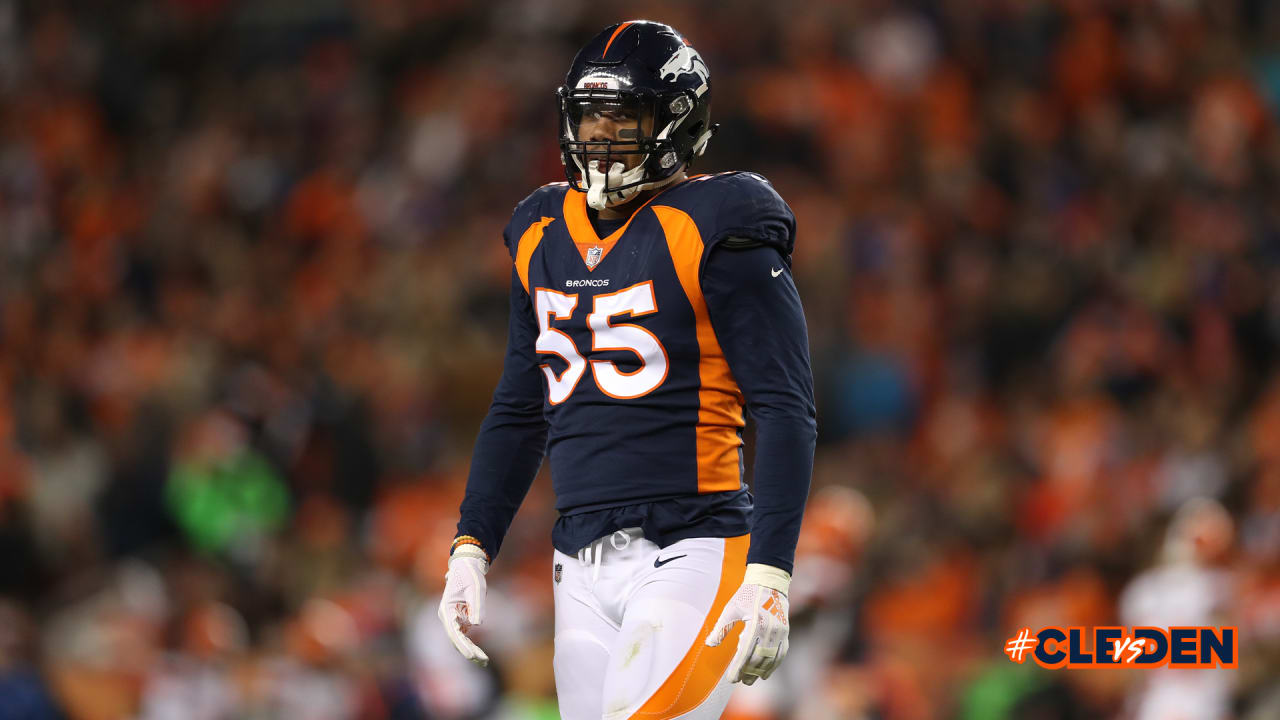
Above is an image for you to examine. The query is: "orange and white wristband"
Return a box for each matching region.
[450,535,490,564]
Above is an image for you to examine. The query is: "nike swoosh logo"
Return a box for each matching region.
[653,554,686,568]
[771,267,783,277]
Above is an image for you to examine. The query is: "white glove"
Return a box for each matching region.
[437,544,490,666]
[705,563,791,685]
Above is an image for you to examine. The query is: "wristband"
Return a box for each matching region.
[744,563,791,596]
[451,535,490,564]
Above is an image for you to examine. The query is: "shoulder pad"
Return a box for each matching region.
[503,183,570,256]
[700,172,795,258]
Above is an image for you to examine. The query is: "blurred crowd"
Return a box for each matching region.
[2,0,1280,718]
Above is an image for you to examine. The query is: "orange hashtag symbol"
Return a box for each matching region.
[1005,627,1037,664]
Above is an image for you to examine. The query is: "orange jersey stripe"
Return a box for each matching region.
[602,22,634,58]
[562,190,620,270]
[514,217,555,293]
[628,534,749,718]
[562,188,670,271]
[652,205,745,494]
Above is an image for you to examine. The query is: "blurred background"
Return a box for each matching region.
[2,0,1280,718]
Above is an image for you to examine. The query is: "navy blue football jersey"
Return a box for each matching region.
[458,171,814,571]
[504,172,795,511]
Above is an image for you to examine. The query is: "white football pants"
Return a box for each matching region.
[552,528,749,720]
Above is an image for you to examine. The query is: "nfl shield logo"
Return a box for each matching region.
[585,246,603,269]
[554,563,563,584]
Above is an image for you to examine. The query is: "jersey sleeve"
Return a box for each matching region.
[701,242,816,574]
[702,172,797,265]
[455,191,557,561]
[502,183,565,258]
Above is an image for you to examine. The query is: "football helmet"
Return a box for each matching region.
[558,20,718,210]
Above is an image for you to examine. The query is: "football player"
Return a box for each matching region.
[439,20,816,720]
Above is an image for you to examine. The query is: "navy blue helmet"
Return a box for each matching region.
[557,21,718,209]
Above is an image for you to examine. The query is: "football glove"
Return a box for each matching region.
[705,563,791,685]
[437,544,490,666]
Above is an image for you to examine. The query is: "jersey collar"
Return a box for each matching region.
[561,184,677,271]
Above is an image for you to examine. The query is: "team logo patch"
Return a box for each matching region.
[585,246,603,269]
[554,563,562,584]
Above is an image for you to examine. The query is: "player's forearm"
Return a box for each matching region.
[457,399,547,560]
[740,377,816,573]
[746,413,815,573]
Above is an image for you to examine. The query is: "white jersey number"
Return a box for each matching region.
[534,288,587,404]
[533,281,667,403]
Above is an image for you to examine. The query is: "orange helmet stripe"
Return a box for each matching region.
[602,21,633,58]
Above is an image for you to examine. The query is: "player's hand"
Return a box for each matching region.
[705,563,791,685]
[437,544,490,666]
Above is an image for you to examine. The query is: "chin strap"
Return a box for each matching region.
[692,128,714,157]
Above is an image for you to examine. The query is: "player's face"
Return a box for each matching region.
[574,100,651,172]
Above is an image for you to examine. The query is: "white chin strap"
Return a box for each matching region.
[585,160,680,211]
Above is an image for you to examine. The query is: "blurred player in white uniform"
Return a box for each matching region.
[1119,497,1236,720]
